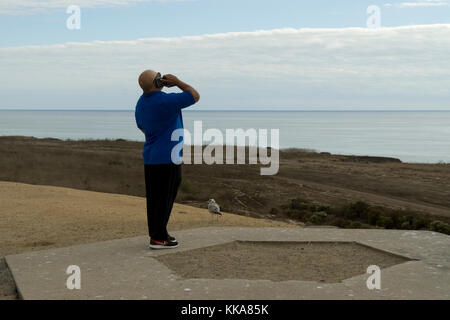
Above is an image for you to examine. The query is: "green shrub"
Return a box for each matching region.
[376,216,394,229]
[289,198,309,211]
[430,220,450,235]
[286,209,309,220]
[430,221,442,231]
[346,201,370,219]
[316,204,331,213]
[305,203,330,213]
[399,215,413,223]
[343,208,358,219]
[390,212,402,229]
[309,211,328,225]
[348,221,363,229]
[328,216,348,228]
[325,206,342,217]
[412,217,429,230]
[400,221,411,230]
[367,210,381,225]
[441,225,450,235]
[281,198,446,234]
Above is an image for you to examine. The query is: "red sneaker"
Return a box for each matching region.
[149,238,179,250]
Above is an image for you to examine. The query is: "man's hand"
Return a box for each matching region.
[161,74,180,88]
[162,74,200,102]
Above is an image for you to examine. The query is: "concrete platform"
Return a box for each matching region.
[5,227,450,300]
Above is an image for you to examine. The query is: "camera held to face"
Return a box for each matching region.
[154,72,165,88]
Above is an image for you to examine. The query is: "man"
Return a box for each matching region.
[135,70,200,249]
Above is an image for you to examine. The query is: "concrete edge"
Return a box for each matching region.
[355,241,419,261]
[6,226,448,300]
[4,257,23,300]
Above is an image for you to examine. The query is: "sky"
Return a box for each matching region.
[0,0,449,110]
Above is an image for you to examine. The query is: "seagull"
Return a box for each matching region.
[208,199,222,220]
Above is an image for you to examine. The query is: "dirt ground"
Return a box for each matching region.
[0,136,449,221]
[156,241,410,283]
[0,181,296,300]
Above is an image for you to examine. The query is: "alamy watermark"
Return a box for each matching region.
[367,5,381,29]
[171,121,280,176]
[66,5,81,30]
[366,265,381,290]
[66,265,81,290]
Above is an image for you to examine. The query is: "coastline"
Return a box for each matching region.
[2,109,450,164]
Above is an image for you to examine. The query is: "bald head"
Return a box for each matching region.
[138,69,158,93]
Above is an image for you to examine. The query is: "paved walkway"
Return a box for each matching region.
[5,227,450,300]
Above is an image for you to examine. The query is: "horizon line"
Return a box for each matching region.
[1,109,450,112]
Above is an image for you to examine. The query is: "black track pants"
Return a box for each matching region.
[144,163,182,240]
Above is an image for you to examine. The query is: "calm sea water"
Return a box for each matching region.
[1,110,449,163]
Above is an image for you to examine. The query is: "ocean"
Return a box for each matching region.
[1,110,449,163]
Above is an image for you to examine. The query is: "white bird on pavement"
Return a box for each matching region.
[208,199,222,220]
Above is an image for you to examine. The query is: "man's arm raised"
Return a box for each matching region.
[162,74,200,103]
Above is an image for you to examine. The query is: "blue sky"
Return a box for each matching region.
[2,0,450,47]
[0,0,449,110]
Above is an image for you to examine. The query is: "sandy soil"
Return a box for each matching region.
[156,241,410,283]
[0,181,296,299]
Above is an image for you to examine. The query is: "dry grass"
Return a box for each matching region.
[0,181,297,300]
[0,181,296,259]
[1,136,449,222]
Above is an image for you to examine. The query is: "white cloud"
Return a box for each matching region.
[0,0,189,15]
[1,25,450,109]
[384,0,449,8]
